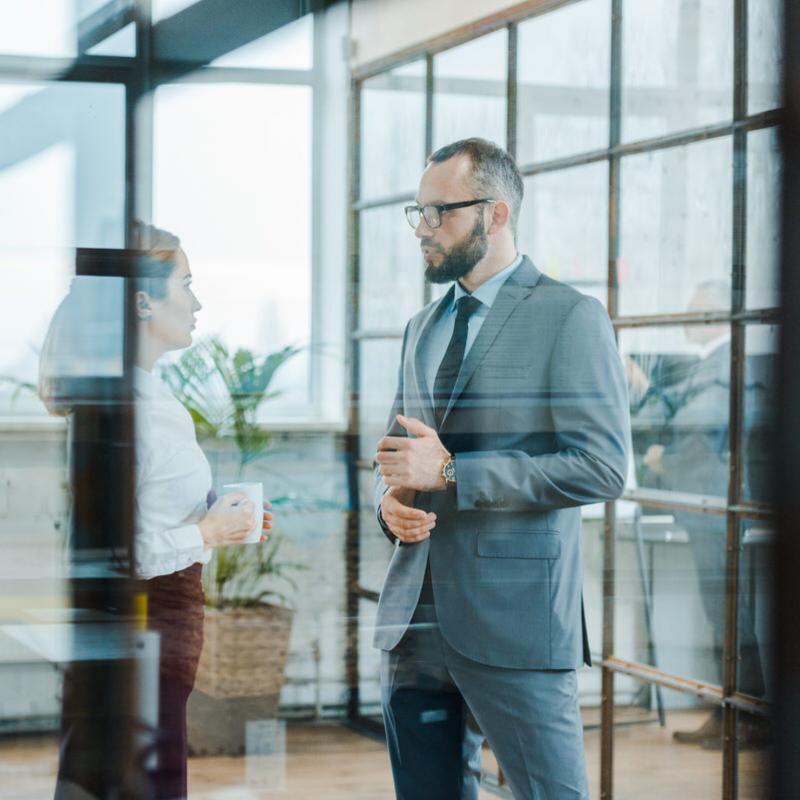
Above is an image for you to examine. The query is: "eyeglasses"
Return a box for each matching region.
[403,198,495,229]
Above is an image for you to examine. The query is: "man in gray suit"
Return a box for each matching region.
[373,138,629,799]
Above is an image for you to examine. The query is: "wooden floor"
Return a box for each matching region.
[0,710,768,799]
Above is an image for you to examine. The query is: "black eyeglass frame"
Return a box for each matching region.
[403,198,496,229]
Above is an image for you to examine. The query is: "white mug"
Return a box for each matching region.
[222,482,263,544]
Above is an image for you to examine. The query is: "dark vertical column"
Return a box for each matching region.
[344,75,362,722]
[61,250,139,798]
[423,53,434,307]
[61,1,153,794]
[506,21,518,162]
[723,1,749,796]
[601,1,623,798]
[771,1,800,797]
[129,0,153,233]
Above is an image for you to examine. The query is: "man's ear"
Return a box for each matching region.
[135,290,152,320]
[487,200,511,235]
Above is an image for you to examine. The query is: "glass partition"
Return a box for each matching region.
[360,60,426,202]
[517,0,610,164]
[432,29,508,150]
[518,161,609,307]
[621,0,733,142]
[746,128,782,310]
[618,138,733,317]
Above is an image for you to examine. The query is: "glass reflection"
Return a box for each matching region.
[0,0,784,795]
[153,82,313,416]
[358,338,403,460]
[748,0,784,115]
[360,61,426,201]
[619,137,732,316]
[433,29,507,150]
[622,0,733,142]
[358,205,425,331]
[737,518,772,711]
[516,0,610,164]
[0,80,125,420]
[212,13,313,69]
[742,325,777,505]
[518,161,609,307]
[621,311,733,692]
[0,1,135,59]
[747,127,782,310]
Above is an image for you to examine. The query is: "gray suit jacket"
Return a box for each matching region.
[373,257,630,669]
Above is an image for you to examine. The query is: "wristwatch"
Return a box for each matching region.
[441,455,456,487]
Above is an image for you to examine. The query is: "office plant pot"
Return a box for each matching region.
[187,604,293,756]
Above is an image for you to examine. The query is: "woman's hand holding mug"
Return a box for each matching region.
[199,492,256,548]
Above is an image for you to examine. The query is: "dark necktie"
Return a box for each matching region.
[433,294,482,427]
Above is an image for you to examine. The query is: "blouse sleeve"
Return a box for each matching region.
[134,443,211,580]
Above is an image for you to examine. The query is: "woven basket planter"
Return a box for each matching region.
[188,604,294,756]
[195,604,293,699]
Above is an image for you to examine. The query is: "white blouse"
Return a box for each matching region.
[134,367,212,579]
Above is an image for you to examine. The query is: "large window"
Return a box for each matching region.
[0,80,126,419]
[153,81,313,415]
[0,8,333,424]
[349,1,781,796]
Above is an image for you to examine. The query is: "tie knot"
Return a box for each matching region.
[456,294,482,320]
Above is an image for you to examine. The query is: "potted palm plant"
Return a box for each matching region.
[161,336,304,755]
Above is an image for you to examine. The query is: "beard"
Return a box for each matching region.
[423,215,488,284]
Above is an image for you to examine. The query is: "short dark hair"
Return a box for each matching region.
[428,138,524,235]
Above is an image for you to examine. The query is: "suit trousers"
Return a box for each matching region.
[380,572,589,800]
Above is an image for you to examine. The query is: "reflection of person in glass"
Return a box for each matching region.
[373,139,630,799]
[629,280,767,749]
[40,224,273,799]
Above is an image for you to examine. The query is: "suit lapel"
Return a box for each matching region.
[411,286,454,427]
[440,257,542,427]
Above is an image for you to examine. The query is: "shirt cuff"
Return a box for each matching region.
[171,523,206,552]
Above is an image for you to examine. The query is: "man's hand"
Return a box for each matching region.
[644,444,665,475]
[376,415,451,492]
[380,486,436,543]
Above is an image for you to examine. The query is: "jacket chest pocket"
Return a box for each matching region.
[477,531,561,559]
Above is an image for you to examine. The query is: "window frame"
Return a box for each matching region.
[346,1,782,796]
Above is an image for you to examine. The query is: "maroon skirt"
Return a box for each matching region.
[145,562,205,799]
[145,561,205,689]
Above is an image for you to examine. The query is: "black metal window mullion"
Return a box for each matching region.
[423,53,435,307]
[506,22,518,161]
[601,0,624,796]
[344,72,363,723]
[722,0,751,795]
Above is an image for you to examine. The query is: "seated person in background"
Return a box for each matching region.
[627,280,768,749]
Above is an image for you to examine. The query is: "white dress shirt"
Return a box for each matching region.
[134,367,212,579]
[422,254,523,401]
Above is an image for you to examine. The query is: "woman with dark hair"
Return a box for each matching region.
[41,223,271,799]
